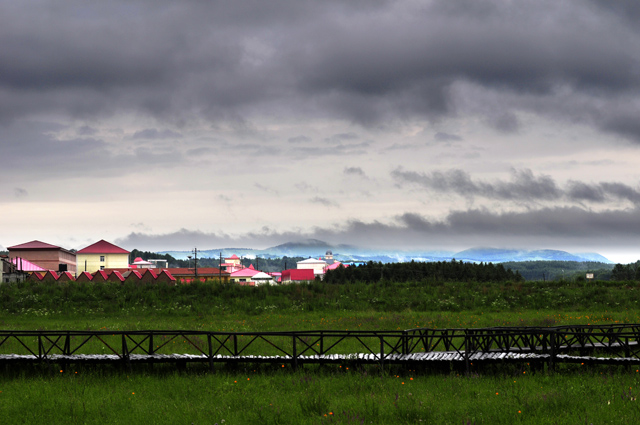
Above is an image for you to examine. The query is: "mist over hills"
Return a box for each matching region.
[159,240,612,264]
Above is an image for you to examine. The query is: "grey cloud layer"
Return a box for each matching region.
[3,0,640,142]
[392,168,640,206]
[116,206,640,251]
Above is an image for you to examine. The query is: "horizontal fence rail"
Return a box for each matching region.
[2,325,640,372]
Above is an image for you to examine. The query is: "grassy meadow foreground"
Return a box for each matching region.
[2,279,640,423]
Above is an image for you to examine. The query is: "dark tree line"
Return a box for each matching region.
[611,261,640,281]
[323,260,524,284]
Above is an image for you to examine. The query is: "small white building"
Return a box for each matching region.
[251,271,274,286]
[296,258,327,277]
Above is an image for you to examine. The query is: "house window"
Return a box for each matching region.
[100,256,105,262]
[100,266,105,270]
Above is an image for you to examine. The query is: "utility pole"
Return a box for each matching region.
[219,252,222,283]
[193,248,198,278]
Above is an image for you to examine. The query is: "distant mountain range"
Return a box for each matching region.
[159,239,613,264]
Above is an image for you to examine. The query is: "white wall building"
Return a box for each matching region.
[296,258,327,277]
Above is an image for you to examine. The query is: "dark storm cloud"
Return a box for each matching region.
[434,132,462,142]
[116,206,640,251]
[77,126,98,136]
[288,135,312,144]
[343,167,367,178]
[3,0,640,142]
[567,182,640,205]
[310,197,340,208]
[254,183,279,196]
[0,121,109,168]
[393,167,640,206]
[392,168,562,201]
[132,129,182,140]
[325,133,359,143]
[0,120,189,180]
[14,187,28,198]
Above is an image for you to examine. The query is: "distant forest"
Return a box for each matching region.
[501,261,615,281]
[106,249,640,282]
[324,260,524,283]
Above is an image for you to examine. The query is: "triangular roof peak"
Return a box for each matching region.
[8,240,62,250]
[77,239,129,254]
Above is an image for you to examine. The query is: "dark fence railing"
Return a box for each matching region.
[2,325,640,372]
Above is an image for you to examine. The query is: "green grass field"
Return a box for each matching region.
[2,279,640,423]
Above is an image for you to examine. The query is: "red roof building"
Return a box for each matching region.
[281,269,315,283]
[76,272,94,283]
[57,271,76,282]
[76,240,130,273]
[125,270,143,284]
[8,240,76,273]
[155,270,176,285]
[106,271,125,283]
[162,267,229,283]
[92,270,110,283]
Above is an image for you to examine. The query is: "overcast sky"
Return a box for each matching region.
[2,0,640,262]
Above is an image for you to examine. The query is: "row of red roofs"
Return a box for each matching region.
[29,269,178,285]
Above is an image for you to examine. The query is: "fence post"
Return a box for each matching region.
[122,334,131,370]
[208,334,214,372]
[233,334,238,357]
[402,330,408,356]
[64,332,71,356]
[379,336,384,371]
[292,335,298,371]
[549,331,556,372]
[464,330,470,375]
[149,333,154,355]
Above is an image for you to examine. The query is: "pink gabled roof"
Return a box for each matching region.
[93,270,109,281]
[230,268,260,278]
[57,271,75,281]
[11,257,47,272]
[325,262,347,271]
[141,269,158,279]
[226,254,240,260]
[8,240,62,250]
[43,270,59,280]
[108,271,125,282]
[77,240,129,254]
[77,271,94,281]
[158,270,176,281]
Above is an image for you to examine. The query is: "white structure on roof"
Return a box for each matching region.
[251,271,274,286]
[132,257,154,269]
[297,257,327,277]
